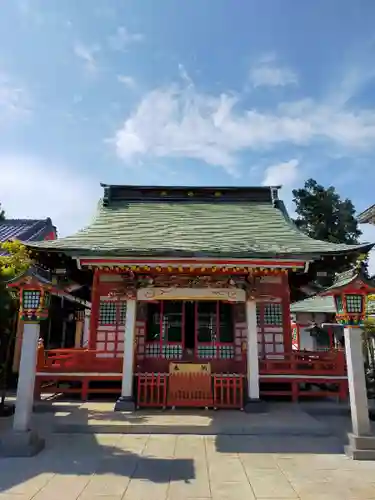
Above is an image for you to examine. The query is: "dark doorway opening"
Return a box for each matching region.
[184,301,195,350]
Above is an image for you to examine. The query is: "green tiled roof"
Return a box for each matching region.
[323,265,375,293]
[358,204,375,224]
[27,185,374,259]
[291,295,336,314]
[330,268,358,289]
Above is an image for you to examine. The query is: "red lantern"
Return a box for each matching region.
[321,264,375,326]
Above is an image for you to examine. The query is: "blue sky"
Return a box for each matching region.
[1,0,375,269]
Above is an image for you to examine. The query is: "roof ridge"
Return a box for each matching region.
[0,218,51,224]
[102,185,275,206]
[100,183,279,190]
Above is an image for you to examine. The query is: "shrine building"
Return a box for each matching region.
[25,184,374,410]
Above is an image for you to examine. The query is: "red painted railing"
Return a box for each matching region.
[137,373,168,408]
[213,375,244,409]
[37,347,345,377]
[136,373,244,409]
[36,347,122,373]
[259,350,346,376]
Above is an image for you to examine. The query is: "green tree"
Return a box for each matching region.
[292,179,365,285]
[0,203,5,221]
[0,240,31,414]
[292,179,361,244]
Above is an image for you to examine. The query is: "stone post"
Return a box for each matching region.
[115,299,136,411]
[344,326,375,460]
[12,317,24,373]
[0,322,45,456]
[244,300,266,412]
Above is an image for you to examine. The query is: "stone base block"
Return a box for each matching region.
[114,396,135,412]
[244,399,268,413]
[0,430,45,457]
[345,433,375,460]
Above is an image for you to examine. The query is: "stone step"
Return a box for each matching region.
[345,445,375,460]
[51,418,333,436]
[348,433,375,450]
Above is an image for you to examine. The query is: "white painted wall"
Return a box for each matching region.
[299,327,316,351]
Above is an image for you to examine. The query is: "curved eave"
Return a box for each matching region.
[358,204,375,224]
[26,241,374,260]
[290,295,336,314]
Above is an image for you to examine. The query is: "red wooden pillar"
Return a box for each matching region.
[89,269,100,349]
[282,272,292,352]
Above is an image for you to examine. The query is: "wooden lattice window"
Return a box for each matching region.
[256,306,261,326]
[96,299,126,357]
[197,301,217,342]
[264,304,283,325]
[196,301,234,359]
[257,302,284,356]
[118,302,127,324]
[23,290,41,309]
[346,294,363,313]
[99,301,117,325]
[145,301,183,359]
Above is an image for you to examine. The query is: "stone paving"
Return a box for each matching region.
[1,433,375,499]
[1,402,375,499]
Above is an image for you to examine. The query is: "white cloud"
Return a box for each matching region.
[117,75,136,89]
[108,26,144,51]
[74,42,100,73]
[0,155,102,237]
[0,73,30,122]
[112,82,375,173]
[262,159,299,187]
[249,57,298,87]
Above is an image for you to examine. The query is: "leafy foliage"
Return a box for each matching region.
[0,240,31,279]
[0,204,4,221]
[292,179,361,244]
[292,179,365,285]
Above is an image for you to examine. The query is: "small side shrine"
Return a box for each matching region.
[7,266,91,371]
[320,264,375,326]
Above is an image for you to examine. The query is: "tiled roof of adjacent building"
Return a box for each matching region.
[357,204,375,224]
[321,265,375,294]
[290,295,336,314]
[27,185,374,259]
[0,218,56,244]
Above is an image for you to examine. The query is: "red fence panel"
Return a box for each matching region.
[259,350,346,376]
[38,348,122,373]
[167,372,213,407]
[137,373,168,408]
[213,375,244,409]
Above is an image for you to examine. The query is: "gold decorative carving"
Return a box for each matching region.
[169,362,211,374]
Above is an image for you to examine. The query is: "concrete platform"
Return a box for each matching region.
[1,399,374,439]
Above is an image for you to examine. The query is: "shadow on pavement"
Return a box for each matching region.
[0,435,195,494]
[215,433,344,455]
